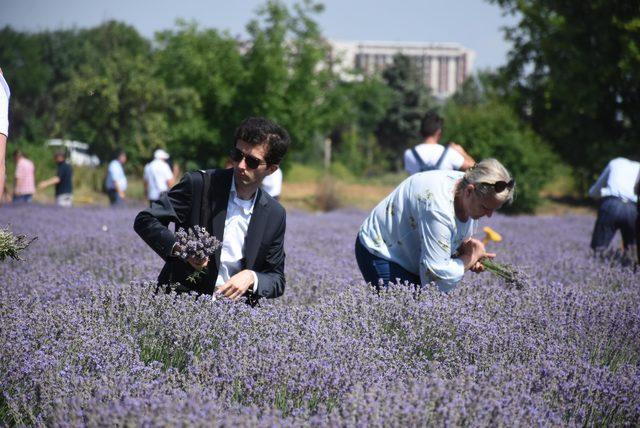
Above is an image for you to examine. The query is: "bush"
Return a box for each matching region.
[442,101,559,213]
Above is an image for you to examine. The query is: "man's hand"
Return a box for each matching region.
[216,270,254,301]
[186,256,208,271]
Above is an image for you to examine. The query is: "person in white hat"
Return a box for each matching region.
[143,149,175,206]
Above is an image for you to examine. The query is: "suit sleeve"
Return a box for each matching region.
[133,172,195,260]
[254,209,286,298]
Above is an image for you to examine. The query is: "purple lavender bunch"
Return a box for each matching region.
[174,226,221,283]
[0,226,37,261]
[481,258,529,290]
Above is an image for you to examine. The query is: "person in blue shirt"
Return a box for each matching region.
[588,157,640,253]
[356,158,515,292]
[105,149,128,206]
[38,151,74,207]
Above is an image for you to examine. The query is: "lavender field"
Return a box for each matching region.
[1,204,639,426]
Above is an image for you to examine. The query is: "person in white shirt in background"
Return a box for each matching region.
[143,149,175,206]
[403,110,475,175]
[0,68,11,204]
[588,157,640,253]
[261,166,282,200]
[105,150,128,206]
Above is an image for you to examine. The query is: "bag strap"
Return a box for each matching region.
[434,145,449,170]
[411,147,428,171]
[198,169,212,229]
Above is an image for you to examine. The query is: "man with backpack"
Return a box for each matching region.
[134,117,290,304]
[403,110,475,175]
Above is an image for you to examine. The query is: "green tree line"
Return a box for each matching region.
[2,0,636,212]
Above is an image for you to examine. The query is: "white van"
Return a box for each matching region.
[45,139,100,167]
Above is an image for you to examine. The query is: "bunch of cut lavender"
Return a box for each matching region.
[481,258,529,290]
[174,226,221,283]
[0,226,37,261]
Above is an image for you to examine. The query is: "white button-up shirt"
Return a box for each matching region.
[359,170,477,292]
[215,177,259,292]
[588,157,640,204]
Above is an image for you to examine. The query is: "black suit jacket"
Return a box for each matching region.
[134,168,286,299]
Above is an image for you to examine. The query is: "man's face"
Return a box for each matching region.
[119,153,127,164]
[232,139,276,188]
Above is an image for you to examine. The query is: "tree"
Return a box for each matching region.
[490,0,640,187]
[374,54,436,169]
[53,22,174,164]
[443,74,559,213]
[154,21,245,167]
[237,0,336,162]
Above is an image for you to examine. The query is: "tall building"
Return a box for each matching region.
[330,40,475,98]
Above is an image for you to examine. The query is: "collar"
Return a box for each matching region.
[230,175,257,215]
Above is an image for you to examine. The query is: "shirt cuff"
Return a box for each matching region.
[250,270,258,293]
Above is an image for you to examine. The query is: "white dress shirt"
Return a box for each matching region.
[588,157,640,204]
[143,159,174,200]
[0,74,10,137]
[105,159,127,191]
[261,167,282,198]
[215,177,259,292]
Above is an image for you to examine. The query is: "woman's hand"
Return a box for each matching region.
[458,238,496,271]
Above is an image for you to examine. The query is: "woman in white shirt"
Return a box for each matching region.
[356,158,515,292]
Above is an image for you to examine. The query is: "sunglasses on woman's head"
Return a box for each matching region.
[480,179,515,193]
[230,147,267,170]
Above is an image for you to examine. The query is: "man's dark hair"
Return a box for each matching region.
[13,149,23,158]
[113,148,126,158]
[420,110,444,139]
[234,117,291,165]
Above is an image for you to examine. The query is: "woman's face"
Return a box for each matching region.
[461,185,504,220]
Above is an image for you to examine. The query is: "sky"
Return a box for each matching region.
[1,0,518,70]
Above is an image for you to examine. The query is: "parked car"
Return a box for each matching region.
[45,139,100,167]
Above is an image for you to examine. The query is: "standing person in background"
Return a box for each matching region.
[13,150,35,203]
[588,157,640,254]
[105,149,128,206]
[261,166,282,201]
[0,68,11,203]
[143,149,175,206]
[403,110,475,175]
[37,151,73,207]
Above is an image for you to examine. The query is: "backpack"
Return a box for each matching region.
[411,145,449,172]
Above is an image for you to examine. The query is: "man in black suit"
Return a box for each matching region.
[134,117,290,302]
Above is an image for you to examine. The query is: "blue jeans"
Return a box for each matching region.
[13,194,33,203]
[591,197,638,251]
[354,235,420,288]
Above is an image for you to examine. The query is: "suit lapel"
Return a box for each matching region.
[245,188,270,269]
[211,169,232,270]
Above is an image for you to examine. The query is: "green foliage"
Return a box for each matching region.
[443,76,559,213]
[489,0,640,188]
[375,54,437,168]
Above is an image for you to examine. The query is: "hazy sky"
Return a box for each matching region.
[1,0,518,70]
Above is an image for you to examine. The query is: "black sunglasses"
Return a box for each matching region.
[480,179,515,193]
[230,147,267,170]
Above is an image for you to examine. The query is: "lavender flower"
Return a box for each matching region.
[481,258,529,290]
[0,226,36,261]
[0,205,638,425]
[174,226,221,283]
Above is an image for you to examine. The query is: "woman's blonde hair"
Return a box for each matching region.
[459,158,515,204]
